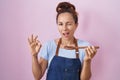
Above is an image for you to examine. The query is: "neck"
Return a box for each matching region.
[61,37,75,46]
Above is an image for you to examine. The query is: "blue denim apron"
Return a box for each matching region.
[46,38,82,80]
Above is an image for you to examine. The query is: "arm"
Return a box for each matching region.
[80,60,91,80]
[32,56,48,80]
[28,34,48,80]
[80,46,97,80]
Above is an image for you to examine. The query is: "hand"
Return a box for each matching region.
[28,34,42,56]
[84,46,97,62]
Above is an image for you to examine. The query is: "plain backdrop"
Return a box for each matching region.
[0,0,120,80]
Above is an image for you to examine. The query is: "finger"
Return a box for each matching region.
[37,41,42,52]
[31,34,33,42]
[33,35,38,42]
[88,46,94,54]
[28,37,31,44]
[85,48,89,57]
[34,40,39,45]
[31,41,40,47]
[92,46,97,53]
[30,42,36,47]
[89,46,97,58]
[35,40,41,46]
[91,46,97,58]
[86,48,92,59]
[34,40,40,46]
[88,46,96,58]
[37,40,40,42]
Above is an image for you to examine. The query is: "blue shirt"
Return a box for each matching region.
[38,39,91,68]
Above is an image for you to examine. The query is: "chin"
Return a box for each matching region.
[61,36,71,40]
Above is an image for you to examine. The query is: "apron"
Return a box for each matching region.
[46,38,82,80]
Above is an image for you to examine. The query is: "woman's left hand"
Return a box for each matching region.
[84,46,97,62]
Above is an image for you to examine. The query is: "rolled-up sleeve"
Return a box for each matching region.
[38,42,49,61]
[79,41,92,64]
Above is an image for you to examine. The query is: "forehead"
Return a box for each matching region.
[57,12,74,23]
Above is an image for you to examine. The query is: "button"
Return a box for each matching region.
[65,68,67,72]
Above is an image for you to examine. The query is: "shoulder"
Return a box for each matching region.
[77,39,91,46]
[42,39,56,48]
[39,39,56,56]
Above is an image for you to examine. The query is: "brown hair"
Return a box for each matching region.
[56,2,78,24]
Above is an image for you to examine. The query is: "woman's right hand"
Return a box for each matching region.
[28,34,42,56]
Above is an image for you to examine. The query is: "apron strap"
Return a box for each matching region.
[74,38,79,58]
[55,38,79,58]
[55,38,61,56]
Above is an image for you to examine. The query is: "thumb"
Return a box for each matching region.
[37,40,42,52]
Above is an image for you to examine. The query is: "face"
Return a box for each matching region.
[57,12,78,39]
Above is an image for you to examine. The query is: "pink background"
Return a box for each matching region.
[0,0,120,80]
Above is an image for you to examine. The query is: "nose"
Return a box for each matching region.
[63,24,68,31]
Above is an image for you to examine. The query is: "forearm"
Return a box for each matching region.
[80,61,92,80]
[32,56,42,80]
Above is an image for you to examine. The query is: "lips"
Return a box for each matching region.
[62,32,70,37]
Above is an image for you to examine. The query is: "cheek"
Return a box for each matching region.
[69,26,76,31]
[70,27,77,34]
[58,26,62,33]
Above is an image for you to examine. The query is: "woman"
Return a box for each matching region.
[28,2,98,80]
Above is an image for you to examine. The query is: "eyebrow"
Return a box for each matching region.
[58,21,73,24]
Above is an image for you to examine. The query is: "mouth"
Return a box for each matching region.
[62,32,70,37]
